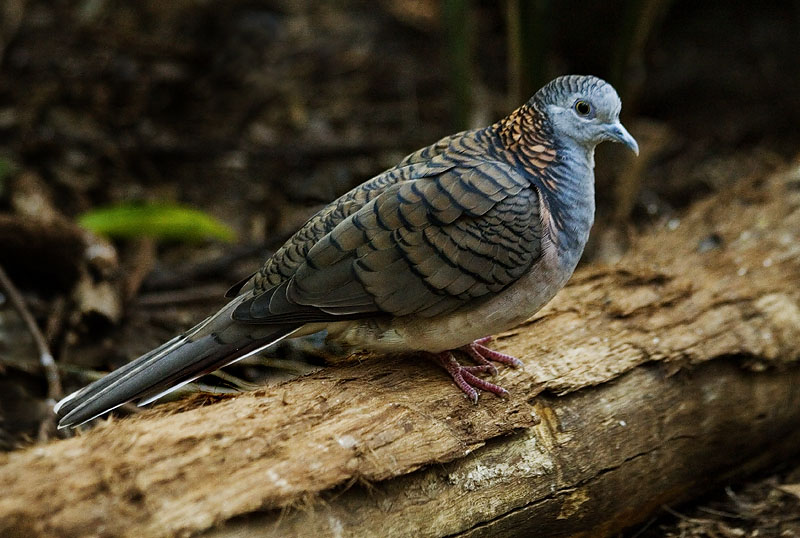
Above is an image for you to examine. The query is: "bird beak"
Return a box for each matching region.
[607,122,639,156]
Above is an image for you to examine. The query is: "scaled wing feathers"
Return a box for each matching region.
[234,151,543,323]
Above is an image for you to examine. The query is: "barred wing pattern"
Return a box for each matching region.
[252,130,476,291]
[233,143,543,323]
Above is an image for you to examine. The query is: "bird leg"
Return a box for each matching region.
[434,336,524,402]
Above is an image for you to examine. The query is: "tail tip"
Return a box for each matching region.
[53,390,79,415]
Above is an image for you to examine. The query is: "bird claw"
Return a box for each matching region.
[463,336,524,369]
[435,336,523,402]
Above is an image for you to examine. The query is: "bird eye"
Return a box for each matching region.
[574,100,592,116]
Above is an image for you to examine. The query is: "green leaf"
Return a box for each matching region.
[78,202,236,243]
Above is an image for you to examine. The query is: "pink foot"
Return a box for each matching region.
[434,336,523,403]
[461,336,524,370]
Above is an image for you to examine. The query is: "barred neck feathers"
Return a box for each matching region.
[494,101,595,268]
[496,103,558,170]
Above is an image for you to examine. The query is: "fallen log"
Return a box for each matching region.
[1,161,799,537]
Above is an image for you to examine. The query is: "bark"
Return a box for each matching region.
[1,163,799,538]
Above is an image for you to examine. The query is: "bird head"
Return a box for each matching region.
[533,75,639,156]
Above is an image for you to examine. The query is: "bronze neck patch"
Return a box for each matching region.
[495,103,558,171]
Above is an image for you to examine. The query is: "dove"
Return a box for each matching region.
[55,74,638,429]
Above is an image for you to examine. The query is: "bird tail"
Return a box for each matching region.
[55,302,300,429]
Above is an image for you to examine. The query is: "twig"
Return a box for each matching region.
[44,295,67,352]
[627,516,657,538]
[660,504,713,525]
[123,237,157,301]
[442,0,472,130]
[0,262,62,401]
[697,506,747,519]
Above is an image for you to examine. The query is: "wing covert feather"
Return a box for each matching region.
[233,158,544,323]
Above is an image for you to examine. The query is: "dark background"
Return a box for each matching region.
[0,1,798,535]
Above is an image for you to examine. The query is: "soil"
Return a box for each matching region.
[624,464,800,537]
[0,0,798,535]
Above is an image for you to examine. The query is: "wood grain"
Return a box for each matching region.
[1,162,799,537]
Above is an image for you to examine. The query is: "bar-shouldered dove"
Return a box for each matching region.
[56,75,638,428]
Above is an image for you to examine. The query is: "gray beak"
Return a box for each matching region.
[607,122,639,156]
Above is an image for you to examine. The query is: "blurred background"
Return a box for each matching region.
[0,0,798,533]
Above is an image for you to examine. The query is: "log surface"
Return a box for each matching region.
[1,163,799,538]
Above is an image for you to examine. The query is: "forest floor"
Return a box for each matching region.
[0,1,798,536]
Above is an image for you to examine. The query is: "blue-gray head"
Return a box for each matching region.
[533,75,639,156]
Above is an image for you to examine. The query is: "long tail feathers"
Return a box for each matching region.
[55,313,301,429]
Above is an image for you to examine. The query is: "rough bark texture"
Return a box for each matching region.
[1,163,799,538]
